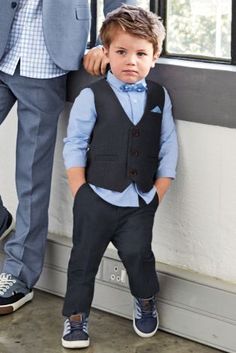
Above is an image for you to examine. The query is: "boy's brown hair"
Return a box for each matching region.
[100,5,166,55]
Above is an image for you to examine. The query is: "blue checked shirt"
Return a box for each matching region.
[0,0,67,79]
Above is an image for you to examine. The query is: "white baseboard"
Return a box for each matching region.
[1,234,236,352]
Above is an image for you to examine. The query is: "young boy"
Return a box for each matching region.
[62,5,178,349]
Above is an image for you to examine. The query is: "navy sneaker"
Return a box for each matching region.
[0,211,14,241]
[0,273,33,315]
[133,296,159,338]
[62,313,90,349]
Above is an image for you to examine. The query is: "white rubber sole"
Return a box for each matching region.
[0,218,14,241]
[133,314,159,338]
[61,338,90,349]
[0,290,34,315]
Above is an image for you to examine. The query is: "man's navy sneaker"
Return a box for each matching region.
[133,296,159,338]
[0,273,33,315]
[0,211,14,241]
[62,313,90,349]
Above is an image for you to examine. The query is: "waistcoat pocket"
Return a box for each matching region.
[94,154,118,162]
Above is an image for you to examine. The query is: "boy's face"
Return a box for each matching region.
[104,30,158,84]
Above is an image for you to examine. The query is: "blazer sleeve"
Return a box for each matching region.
[103,0,138,17]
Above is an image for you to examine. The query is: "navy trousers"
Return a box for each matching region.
[63,184,159,317]
[0,68,67,288]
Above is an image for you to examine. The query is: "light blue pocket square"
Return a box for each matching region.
[151,105,162,113]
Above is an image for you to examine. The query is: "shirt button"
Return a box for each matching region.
[133,99,137,103]
[11,2,17,8]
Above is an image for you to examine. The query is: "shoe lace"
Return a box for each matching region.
[138,297,156,319]
[70,320,85,332]
[0,273,16,295]
[64,316,88,335]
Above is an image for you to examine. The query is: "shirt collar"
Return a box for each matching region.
[106,71,147,92]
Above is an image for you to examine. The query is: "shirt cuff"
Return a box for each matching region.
[63,154,87,170]
[156,168,176,179]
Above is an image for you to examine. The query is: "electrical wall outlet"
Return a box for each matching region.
[102,258,129,288]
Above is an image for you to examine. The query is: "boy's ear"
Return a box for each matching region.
[152,52,160,68]
[103,46,109,57]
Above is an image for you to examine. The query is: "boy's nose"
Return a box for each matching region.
[126,54,136,65]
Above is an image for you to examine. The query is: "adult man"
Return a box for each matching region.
[0,0,135,315]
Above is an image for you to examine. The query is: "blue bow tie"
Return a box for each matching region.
[120,83,147,93]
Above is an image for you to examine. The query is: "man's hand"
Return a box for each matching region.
[83,46,109,76]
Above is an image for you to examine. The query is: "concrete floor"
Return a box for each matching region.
[0,290,223,353]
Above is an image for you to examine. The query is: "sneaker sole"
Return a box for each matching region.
[61,338,90,349]
[0,218,15,241]
[133,314,159,338]
[0,290,34,315]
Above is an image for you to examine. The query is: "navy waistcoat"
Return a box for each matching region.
[86,79,165,193]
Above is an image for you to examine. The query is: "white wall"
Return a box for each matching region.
[1,72,236,286]
[154,120,236,283]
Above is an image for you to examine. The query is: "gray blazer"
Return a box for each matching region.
[0,0,136,71]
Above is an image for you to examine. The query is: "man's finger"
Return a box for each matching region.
[100,58,110,76]
[83,47,104,76]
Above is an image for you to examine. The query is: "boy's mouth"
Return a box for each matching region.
[122,70,138,74]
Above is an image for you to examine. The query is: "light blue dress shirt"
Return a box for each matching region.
[0,0,66,79]
[63,71,178,207]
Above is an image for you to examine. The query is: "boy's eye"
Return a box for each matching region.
[116,50,126,55]
[137,52,147,57]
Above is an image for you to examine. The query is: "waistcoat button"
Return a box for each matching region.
[131,150,140,157]
[129,169,138,177]
[132,128,140,137]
